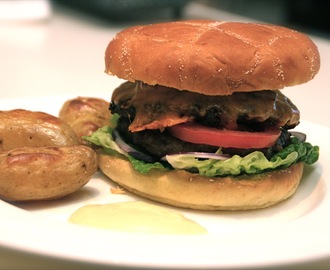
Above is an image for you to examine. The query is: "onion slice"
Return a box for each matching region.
[112,129,157,163]
[291,131,306,142]
[162,152,230,162]
[113,129,231,163]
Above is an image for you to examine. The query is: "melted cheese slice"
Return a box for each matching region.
[69,201,207,235]
[111,81,300,132]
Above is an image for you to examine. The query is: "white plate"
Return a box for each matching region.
[0,95,329,269]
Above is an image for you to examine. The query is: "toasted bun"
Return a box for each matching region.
[105,20,320,96]
[98,152,304,210]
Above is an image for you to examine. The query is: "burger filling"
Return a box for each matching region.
[85,81,319,176]
[110,81,298,158]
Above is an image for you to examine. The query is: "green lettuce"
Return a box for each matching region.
[127,155,167,174]
[84,125,319,177]
[166,138,319,177]
[84,126,126,156]
[83,126,167,173]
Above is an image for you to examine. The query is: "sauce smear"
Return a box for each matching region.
[69,201,207,235]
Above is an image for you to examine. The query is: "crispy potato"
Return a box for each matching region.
[0,145,98,201]
[0,109,79,152]
[59,97,111,144]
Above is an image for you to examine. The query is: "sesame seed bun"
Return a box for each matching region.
[100,20,317,210]
[105,20,320,95]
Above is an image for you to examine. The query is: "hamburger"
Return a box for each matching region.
[86,20,320,210]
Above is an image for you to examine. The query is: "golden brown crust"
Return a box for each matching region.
[59,97,111,145]
[98,153,304,210]
[0,145,98,201]
[0,109,79,152]
[105,20,320,95]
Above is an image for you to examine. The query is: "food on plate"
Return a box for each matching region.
[0,109,79,152]
[0,109,98,201]
[59,97,111,145]
[85,20,320,210]
[0,145,98,201]
[69,201,207,234]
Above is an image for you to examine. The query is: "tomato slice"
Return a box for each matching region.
[168,122,281,149]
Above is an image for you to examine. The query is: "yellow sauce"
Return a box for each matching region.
[69,201,207,234]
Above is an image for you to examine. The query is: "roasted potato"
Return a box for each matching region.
[59,97,111,144]
[0,145,98,201]
[0,109,79,152]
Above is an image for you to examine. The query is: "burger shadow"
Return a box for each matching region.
[10,186,101,213]
[10,171,106,212]
[8,163,324,231]
[90,162,324,227]
[180,163,324,224]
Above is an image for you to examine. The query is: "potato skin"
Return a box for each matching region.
[59,97,111,144]
[0,109,79,152]
[0,145,98,201]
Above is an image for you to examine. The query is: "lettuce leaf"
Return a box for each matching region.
[84,125,319,177]
[83,126,167,173]
[166,150,296,177]
[166,137,319,177]
[84,126,126,156]
[127,155,167,174]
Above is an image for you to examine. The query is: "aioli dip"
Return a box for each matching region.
[69,201,207,234]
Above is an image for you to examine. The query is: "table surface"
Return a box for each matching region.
[1,2,330,269]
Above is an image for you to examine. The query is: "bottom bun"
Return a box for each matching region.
[98,153,304,210]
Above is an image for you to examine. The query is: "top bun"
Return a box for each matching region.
[105,20,320,96]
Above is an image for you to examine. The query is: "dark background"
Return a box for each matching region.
[53,0,330,38]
